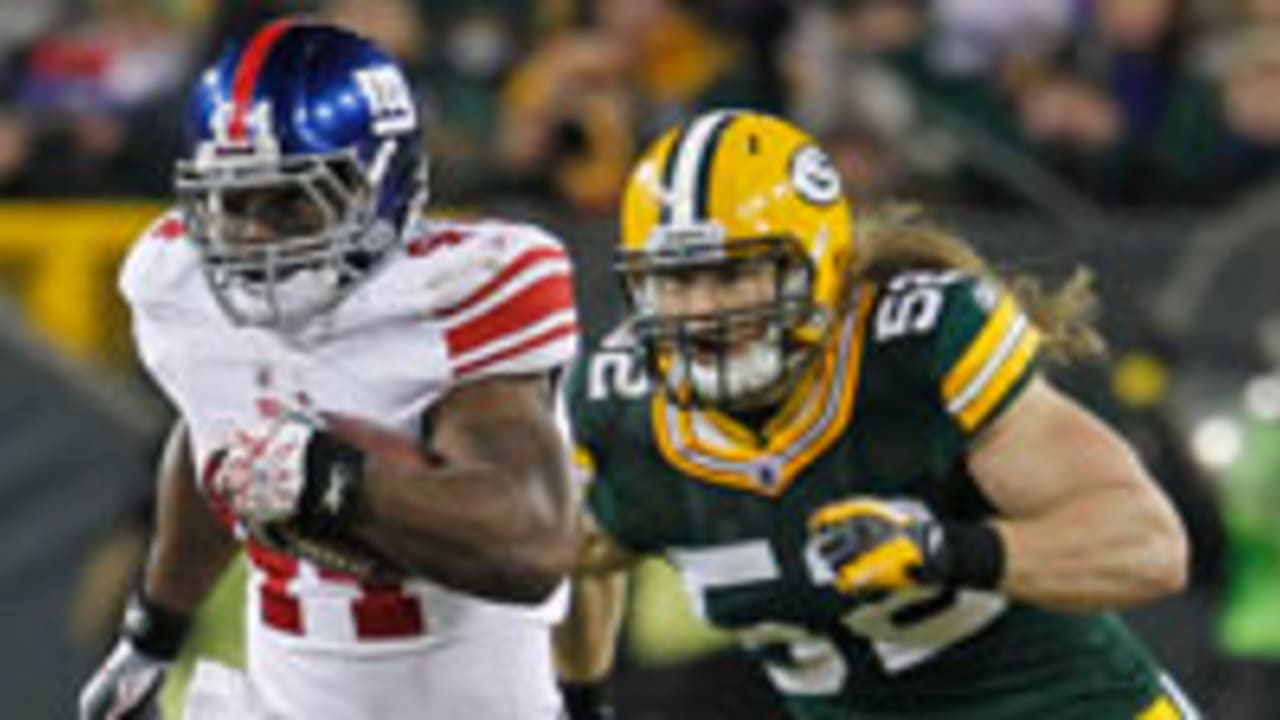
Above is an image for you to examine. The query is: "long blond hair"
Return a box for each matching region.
[850,205,1106,363]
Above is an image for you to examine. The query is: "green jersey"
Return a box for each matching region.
[567,271,1190,720]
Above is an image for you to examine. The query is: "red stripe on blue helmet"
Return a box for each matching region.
[226,19,295,141]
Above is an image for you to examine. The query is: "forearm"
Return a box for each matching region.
[992,485,1188,612]
[143,422,238,615]
[143,530,237,614]
[555,571,627,683]
[352,453,575,603]
[310,377,576,603]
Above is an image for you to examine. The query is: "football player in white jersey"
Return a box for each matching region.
[80,20,582,720]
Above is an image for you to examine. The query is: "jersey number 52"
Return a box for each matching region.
[873,271,961,342]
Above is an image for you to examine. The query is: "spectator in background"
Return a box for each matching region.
[321,0,549,205]
[1238,0,1280,25]
[1009,67,1140,203]
[398,0,537,206]
[783,7,962,205]
[930,0,1076,79]
[321,0,427,69]
[3,0,196,196]
[195,0,316,65]
[784,0,1026,205]
[783,0,927,201]
[996,0,1188,205]
[1072,0,1187,141]
[0,108,34,196]
[0,0,57,59]
[421,3,529,204]
[838,0,931,56]
[497,0,761,214]
[1051,0,1186,202]
[700,0,793,114]
[1156,28,1280,202]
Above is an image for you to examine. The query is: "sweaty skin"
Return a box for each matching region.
[974,377,1189,612]
[351,375,579,604]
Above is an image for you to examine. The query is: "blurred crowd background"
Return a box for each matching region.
[1,0,1279,718]
[11,0,1280,207]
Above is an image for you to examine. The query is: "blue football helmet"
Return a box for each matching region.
[176,19,427,329]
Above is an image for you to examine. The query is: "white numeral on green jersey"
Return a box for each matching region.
[874,271,961,342]
[739,625,849,696]
[587,351,650,401]
[803,499,1007,672]
[844,588,1006,673]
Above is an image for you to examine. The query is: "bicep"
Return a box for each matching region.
[966,377,1155,517]
[427,374,568,490]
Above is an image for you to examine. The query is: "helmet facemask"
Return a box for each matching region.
[176,149,398,331]
[619,233,826,409]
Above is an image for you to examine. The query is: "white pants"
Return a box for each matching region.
[186,624,564,719]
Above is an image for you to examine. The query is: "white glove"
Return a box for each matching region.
[78,638,168,720]
[212,413,365,536]
[212,416,317,525]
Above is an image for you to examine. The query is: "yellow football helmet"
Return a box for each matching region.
[617,110,856,406]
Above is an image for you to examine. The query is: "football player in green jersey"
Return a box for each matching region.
[553,110,1200,719]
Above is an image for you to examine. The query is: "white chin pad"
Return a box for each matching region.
[223,266,342,327]
[687,339,784,402]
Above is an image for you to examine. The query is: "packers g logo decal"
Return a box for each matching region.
[790,145,841,206]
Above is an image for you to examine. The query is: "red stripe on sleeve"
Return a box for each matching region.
[227,20,294,140]
[435,246,567,318]
[453,321,578,377]
[444,272,574,357]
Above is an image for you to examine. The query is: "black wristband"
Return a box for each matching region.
[560,680,613,720]
[121,591,192,661]
[297,429,365,537]
[929,522,1006,590]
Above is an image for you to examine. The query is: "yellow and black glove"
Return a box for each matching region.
[808,498,1005,596]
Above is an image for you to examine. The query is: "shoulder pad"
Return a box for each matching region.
[869,270,1040,434]
[118,208,204,316]
[413,219,579,381]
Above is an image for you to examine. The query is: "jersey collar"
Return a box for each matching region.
[651,289,874,497]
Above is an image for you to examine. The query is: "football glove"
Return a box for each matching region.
[212,413,365,537]
[809,499,938,596]
[79,640,166,720]
[809,498,1005,596]
[79,593,191,720]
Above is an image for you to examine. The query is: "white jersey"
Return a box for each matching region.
[120,211,579,655]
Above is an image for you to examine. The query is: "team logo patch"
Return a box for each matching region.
[789,145,841,206]
[210,100,277,151]
[355,65,417,136]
